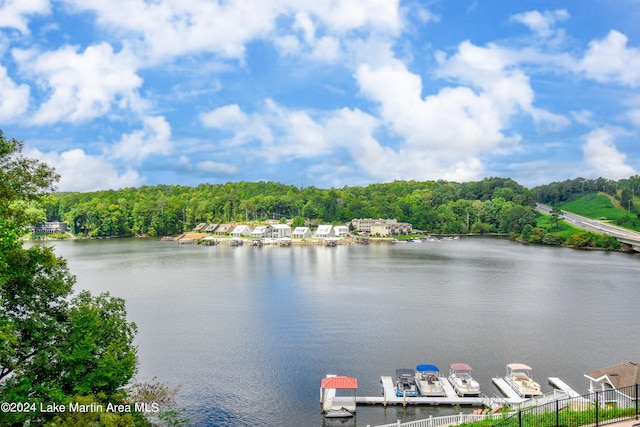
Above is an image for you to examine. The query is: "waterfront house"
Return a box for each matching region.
[334,225,349,237]
[34,221,69,233]
[204,223,219,233]
[585,361,640,393]
[252,225,270,239]
[215,224,234,236]
[193,223,207,232]
[292,227,311,239]
[352,218,412,235]
[314,224,334,238]
[270,224,291,239]
[231,225,253,237]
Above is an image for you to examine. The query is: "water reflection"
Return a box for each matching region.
[30,238,640,427]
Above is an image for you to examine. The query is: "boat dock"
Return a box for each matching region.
[355,376,486,406]
[492,377,526,403]
[325,375,583,408]
[548,377,582,398]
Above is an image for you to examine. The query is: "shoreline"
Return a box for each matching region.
[23,233,636,253]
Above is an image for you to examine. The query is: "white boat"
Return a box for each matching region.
[415,364,446,397]
[447,363,481,397]
[504,363,542,398]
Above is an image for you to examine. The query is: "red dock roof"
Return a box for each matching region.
[321,376,358,389]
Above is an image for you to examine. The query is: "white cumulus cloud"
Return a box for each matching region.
[26,147,143,192]
[109,116,172,163]
[0,65,30,121]
[582,128,636,179]
[12,43,143,124]
[579,30,640,86]
[0,0,50,34]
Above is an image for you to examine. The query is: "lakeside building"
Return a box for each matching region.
[270,224,291,238]
[193,223,207,232]
[231,225,253,237]
[33,221,69,234]
[292,227,311,239]
[585,361,640,393]
[314,225,334,238]
[351,218,412,236]
[204,223,219,233]
[334,225,349,237]
[215,224,234,236]
[252,225,270,238]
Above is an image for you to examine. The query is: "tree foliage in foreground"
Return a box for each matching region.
[0,131,143,426]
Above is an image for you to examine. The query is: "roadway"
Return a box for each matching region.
[535,203,640,243]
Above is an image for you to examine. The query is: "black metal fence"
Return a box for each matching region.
[493,384,639,427]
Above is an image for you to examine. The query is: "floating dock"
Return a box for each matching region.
[355,376,486,406]
[492,377,526,403]
[325,375,582,408]
[548,377,582,398]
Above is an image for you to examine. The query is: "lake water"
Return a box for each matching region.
[32,237,640,427]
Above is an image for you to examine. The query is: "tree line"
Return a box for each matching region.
[33,178,540,238]
[533,176,640,212]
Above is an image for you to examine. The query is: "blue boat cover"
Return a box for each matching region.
[416,364,440,372]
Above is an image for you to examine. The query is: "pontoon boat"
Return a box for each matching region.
[415,364,446,397]
[448,363,481,397]
[504,363,542,398]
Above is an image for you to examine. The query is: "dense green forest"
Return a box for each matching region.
[34,178,539,237]
[24,175,639,250]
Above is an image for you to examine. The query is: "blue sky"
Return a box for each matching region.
[1,0,640,192]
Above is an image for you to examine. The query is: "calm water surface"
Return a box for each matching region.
[34,237,640,426]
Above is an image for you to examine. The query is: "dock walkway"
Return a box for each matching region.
[492,377,526,403]
[548,377,582,398]
[355,376,486,406]
[333,375,581,408]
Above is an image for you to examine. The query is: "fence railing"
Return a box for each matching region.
[493,384,639,427]
[371,384,639,427]
[372,411,508,427]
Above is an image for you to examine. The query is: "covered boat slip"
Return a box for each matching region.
[356,376,486,406]
[353,376,580,407]
[320,376,358,417]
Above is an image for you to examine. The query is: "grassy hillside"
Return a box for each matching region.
[560,193,628,220]
[559,192,640,232]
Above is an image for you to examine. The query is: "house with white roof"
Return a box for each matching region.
[251,225,270,239]
[231,225,253,237]
[314,224,334,238]
[333,225,349,237]
[270,224,291,238]
[292,226,311,239]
